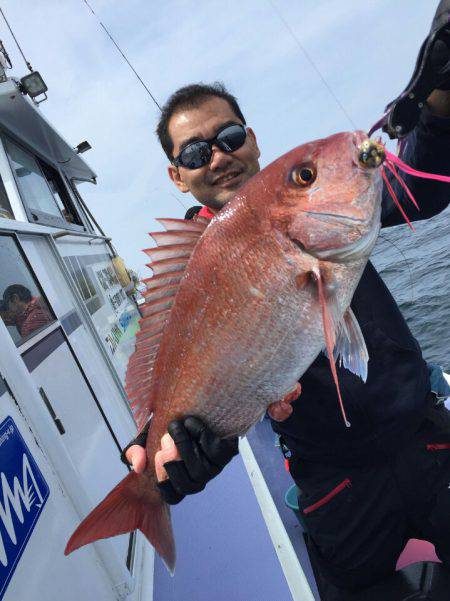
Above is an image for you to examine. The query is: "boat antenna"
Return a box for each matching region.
[0,7,33,72]
[0,40,12,69]
[82,0,162,111]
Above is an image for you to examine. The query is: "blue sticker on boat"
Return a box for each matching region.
[0,416,49,600]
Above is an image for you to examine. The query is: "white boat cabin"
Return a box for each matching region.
[0,76,152,601]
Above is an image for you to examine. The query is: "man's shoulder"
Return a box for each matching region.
[185,206,202,220]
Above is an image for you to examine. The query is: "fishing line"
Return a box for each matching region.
[266,0,357,131]
[169,192,189,211]
[81,2,190,223]
[374,233,415,304]
[81,0,162,111]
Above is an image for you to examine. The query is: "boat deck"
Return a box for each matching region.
[153,417,319,600]
[152,395,450,600]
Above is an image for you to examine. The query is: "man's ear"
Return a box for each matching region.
[247,127,261,160]
[168,164,190,193]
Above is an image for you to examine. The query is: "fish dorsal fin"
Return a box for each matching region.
[125,217,208,430]
[156,217,206,232]
[146,258,189,275]
[142,270,185,290]
[333,308,369,382]
[143,243,195,262]
[149,230,204,246]
[142,282,179,303]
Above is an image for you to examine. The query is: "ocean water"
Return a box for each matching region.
[371,206,450,370]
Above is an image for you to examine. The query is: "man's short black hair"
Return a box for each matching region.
[156,82,246,161]
[3,284,32,305]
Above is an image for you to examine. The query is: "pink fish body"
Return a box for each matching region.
[65,130,384,572]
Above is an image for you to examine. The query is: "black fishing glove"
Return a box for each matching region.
[428,0,450,90]
[121,417,239,505]
[120,421,150,467]
[383,0,450,138]
[158,417,239,505]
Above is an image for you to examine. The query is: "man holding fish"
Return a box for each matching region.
[133,9,448,591]
[71,3,450,598]
[122,109,449,590]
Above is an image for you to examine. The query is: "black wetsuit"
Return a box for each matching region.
[270,106,450,595]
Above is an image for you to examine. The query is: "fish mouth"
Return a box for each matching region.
[312,203,381,262]
[305,211,365,225]
[303,180,375,227]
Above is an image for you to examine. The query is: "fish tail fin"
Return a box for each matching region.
[65,471,175,573]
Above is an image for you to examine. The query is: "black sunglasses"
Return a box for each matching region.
[172,123,247,170]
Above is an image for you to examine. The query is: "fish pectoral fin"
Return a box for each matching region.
[332,308,369,382]
[314,269,350,427]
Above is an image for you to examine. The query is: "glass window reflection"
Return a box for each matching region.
[5,139,63,219]
[0,236,54,345]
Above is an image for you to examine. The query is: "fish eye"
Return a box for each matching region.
[291,165,316,187]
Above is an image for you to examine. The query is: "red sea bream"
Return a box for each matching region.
[65,130,385,572]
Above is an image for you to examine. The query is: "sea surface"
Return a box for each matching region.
[371,206,449,370]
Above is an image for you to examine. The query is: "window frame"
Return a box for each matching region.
[0,172,14,219]
[63,254,105,316]
[64,175,96,234]
[2,133,88,232]
[0,231,57,347]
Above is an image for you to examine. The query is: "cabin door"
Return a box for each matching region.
[0,365,120,601]
[0,233,133,599]
[22,328,131,560]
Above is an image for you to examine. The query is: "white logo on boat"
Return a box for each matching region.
[0,452,45,568]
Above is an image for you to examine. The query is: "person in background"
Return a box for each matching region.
[0,284,53,338]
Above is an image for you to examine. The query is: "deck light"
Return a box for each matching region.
[20,71,48,102]
[75,141,92,154]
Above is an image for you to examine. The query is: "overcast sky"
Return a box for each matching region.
[0,0,439,275]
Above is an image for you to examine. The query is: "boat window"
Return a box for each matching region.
[0,235,55,346]
[63,176,94,233]
[4,137,83,229]
[0,175,13,219]
[71,179,102,235]
[40,163,82,226]
[64,255,103,315]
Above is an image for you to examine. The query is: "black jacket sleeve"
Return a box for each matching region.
[381,104,450,228]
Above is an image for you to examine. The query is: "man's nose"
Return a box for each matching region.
[209,144,233,170]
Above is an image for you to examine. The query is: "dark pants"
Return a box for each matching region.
[290,401,450,598]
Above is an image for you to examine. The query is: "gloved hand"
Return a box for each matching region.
[380,0,450,138]
[122,417,239,505]
[120,423,149,472]
[432,0,450,90]
[122,387,301,504]
[157,417,239,504]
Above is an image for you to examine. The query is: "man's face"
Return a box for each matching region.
[7,294,26,315]
[167,96,261,210]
